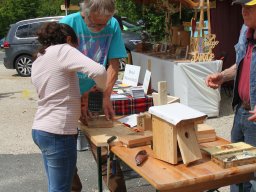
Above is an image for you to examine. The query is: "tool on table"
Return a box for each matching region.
[135,150,148,166]
[106,135,117,187]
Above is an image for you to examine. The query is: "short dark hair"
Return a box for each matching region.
[36,22,78,55]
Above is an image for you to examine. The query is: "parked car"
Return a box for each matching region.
[3,16,63,77]
[3,16,143,77]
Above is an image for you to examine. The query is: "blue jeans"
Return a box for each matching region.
[32,129,77,192]
[231,105,256,192]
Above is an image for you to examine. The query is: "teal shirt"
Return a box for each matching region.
[60,12,127,94]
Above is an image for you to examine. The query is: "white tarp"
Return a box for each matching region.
[131,51,223,117]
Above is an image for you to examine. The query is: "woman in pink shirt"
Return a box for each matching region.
[31,22,107,192]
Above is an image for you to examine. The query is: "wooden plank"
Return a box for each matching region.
[202,142,254,156]
[158,81,167,105]
[137,112,152,131]
[118,130,152,147]
[79,121,131,147]
[87,115,113,128]
[152,92,179,106]
[196,123,217,143]
[177,122,202,165]
[196,123,215,132]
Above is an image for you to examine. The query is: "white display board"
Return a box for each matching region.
[122,64,140,86]
[131,51,223,117]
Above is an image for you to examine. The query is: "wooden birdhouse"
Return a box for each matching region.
[149,103,207,165]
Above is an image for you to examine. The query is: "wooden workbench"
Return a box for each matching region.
[79,122,256,192]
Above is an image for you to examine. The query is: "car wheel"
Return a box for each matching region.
[15,55,32,77]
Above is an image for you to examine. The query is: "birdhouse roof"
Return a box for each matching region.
[149,103,207,125]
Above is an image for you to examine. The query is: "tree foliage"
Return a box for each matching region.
[0,0,192,42]
[115,0,166,41]
[0,0,78,38]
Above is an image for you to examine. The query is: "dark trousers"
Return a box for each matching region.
[71,137,127,192]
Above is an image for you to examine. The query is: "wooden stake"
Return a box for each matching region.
[207,0,211,34]
[158,81,167,105]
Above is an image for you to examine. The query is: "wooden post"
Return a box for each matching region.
[207,0,211,34]
[158,81,167,105]
[147,59,153,94]
[199,0,204,37]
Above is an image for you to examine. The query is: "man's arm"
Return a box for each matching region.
[103,58,120,120]
[221,64,237,82]
[205,64,237,89]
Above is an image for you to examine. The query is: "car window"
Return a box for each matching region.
[29,22,44,37]
[16,24,30,38]
[15,21,53,39]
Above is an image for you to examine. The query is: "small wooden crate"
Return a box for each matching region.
[212,148,256,168]
[202,142,256,168]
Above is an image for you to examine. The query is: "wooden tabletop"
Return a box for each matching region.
[79,121,134,147]
[112,138,256,192]
[80,121,256,192]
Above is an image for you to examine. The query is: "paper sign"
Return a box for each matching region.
[118,114,138,127]
[142,70,151,94]
[122,64,140,87]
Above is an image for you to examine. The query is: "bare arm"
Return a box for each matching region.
[79,59,119,124]
[103,58,120,120]
[205,64,237,89]
[221,64,237,82]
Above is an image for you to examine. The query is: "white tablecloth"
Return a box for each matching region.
[131,51,223,117]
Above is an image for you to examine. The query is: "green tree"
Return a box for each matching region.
[36,0,64,17]
[0,0,40,37]
[115,0,166,41]
[0,0,79,38]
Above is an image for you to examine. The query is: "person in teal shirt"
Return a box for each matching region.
[60,0,127,192]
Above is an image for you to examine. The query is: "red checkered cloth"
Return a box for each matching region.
[112,95,153,115]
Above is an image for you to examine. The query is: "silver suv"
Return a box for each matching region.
[3,16,64,77]
[3,16,142,77]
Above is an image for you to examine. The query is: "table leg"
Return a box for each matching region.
[238,183,244,192]
[97,147,103,192]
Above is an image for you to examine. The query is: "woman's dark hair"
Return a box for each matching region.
[36,22,78,55]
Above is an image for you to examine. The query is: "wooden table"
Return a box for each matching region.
[79,121,132,192]
[80,122,256,192]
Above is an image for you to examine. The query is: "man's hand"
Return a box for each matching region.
[248,106,256,121]
[103,96,115,121]
[102,59,119,121]
[80,86,98,125]
[205,72,225,89]
[80,92,90,125]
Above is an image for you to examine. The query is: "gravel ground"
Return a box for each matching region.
[0,54,233,191]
